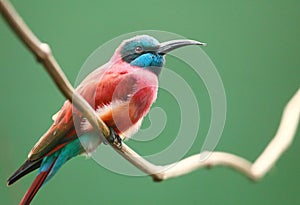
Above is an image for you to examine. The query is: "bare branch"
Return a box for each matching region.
[157,88,300,181]
[0,0,110,140]
[251,88,300,179]
[1,0,299,183]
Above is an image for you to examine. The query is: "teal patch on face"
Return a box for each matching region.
[120,35,165,75]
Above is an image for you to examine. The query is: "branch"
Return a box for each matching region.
[0,0,110,140]
[158,88,300,181]
[1,0,299,182]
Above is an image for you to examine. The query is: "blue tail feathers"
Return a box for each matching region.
[39,138,83,185]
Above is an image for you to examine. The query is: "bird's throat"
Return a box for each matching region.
[129,53,164,76]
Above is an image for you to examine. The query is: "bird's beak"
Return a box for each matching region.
[157,39,207,55]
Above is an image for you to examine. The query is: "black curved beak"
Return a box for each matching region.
[157,39,207,55]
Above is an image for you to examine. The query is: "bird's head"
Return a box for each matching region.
[111,35,206,75]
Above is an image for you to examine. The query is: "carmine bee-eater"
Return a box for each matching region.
[7,35,206,204]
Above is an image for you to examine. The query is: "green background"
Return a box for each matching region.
[1,0,299,204]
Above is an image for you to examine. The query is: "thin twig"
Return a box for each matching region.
[0,0,110,141]
[0,0,299,182]
[159,88,300,181]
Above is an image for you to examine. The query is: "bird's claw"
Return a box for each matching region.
[106,127,122,148]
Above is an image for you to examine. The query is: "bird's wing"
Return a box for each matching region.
[28,66,108,161]
[28,101,76,161]
[28,64,158,161]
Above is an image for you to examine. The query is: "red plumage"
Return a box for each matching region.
[13,61,158,204]
[20,157,57,205]
[29,60,158,160]
[8,35,204,204]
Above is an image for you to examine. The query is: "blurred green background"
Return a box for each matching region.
[1,0,299,204]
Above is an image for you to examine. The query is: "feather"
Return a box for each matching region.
[20,156,57,205]
[7,159,42,186]
[51,111,59,121]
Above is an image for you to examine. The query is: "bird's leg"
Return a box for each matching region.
[106,127,122,148]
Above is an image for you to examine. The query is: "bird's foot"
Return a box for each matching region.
[106,127,122,148]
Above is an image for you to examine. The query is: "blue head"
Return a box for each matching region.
[118,35,206,76]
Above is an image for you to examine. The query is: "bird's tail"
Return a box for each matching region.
[20,155,58,205]
[7,159,42,186]
[19,138,82,204]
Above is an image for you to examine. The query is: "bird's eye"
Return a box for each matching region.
[135,46,143,53]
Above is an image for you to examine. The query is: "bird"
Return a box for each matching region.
[7,35,206,204]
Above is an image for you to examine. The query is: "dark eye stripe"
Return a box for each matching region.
[122,53,139,63]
